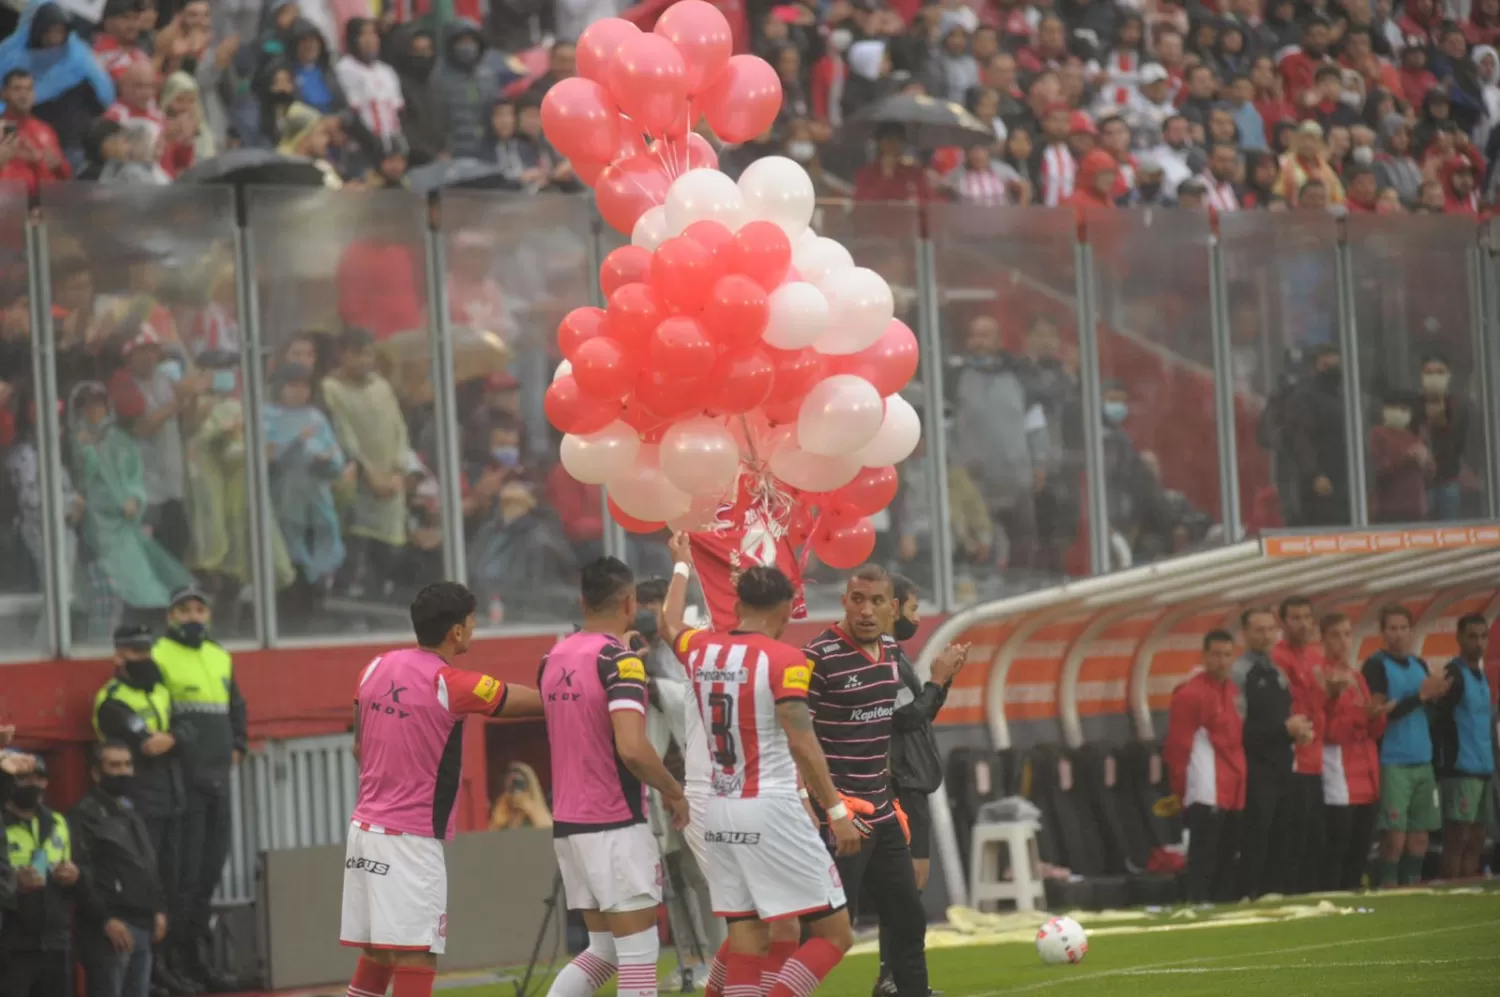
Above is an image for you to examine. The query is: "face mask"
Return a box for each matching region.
[633,608,659,644]
[893,616,918,642]
[1422,372,1450,394]
[1382,407,1411,430]
[100,774,135,799]
[11,785,41,810]
[1103,400,1129,425]
[787,140,817,163]
[269,89,296,107]
[212,370,236,394]
[170,621,208,648]
[1339,89,1364,108]
[491,445,519,468]
[158,358,183,383]
[409,54,435,77]
[452,40,480,64]
[122,655,162,689]
[831,28,854,52]
[1352,145,1375,164]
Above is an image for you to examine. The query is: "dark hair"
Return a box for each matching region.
[1209,141,1241,157]
[410,581,477,647]
[1320,611,1349,631]
[1378,603,1413,628]
[1229,73,1251,88]
[1240,606,1274,628]
[635,577,669,607]
[1203,629,1235,650]
[1314,65,1343,83]
[1187,63,1215,81]
[1421,352,1451,369]
[1345,163,1376,183]
[336,327,375,355]
[93,740,133,769]
[891,573,919,608]
[736,566,795,610]
[1456,613,1488,634]
[3,69,31,87]
[1279,595,1314,619]
[847,563,893,592]
[1299,179,1327,196]
[581,556,635,612]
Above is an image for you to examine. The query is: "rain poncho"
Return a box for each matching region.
[0,0,115,112]
[321,370,410,547]
[264,393,347,583]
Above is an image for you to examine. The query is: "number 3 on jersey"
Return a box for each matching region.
[708,691,737,767]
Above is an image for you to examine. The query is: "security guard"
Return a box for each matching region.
[153,586,247,991]
[2,755,106,997]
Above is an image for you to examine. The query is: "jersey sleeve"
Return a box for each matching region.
[673,628,706,668]
[436,666,509,717]
[599,644,649,715]
[769,645,813,704]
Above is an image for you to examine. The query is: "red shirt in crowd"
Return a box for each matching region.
[1253,93,1297,144]
[0,111,71,196]
[853,159,930,202]
[93,35,151,80]
[1278,49,1333,106]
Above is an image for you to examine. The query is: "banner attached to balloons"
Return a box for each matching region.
[542,3,921,579]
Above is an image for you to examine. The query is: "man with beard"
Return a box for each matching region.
[1200,142,1243,212]
[1279,15,1336,107]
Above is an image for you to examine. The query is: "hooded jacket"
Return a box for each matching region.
[0,0,116,150]
[335,17,404,141]
[287,18,345,114]
[433,18,503,160]
[1067,148,1120,209]
[386,24,447,165]
[1374,112,1423,203]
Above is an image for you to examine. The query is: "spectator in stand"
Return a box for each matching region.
[1251,55,1297,148]
[1093,13,1147,110]
[1473,45,1500,150]
[1375,114,1422,204]
[945,141,1029,204]
[1282,344,1349,526]
[1123,63,1175,143]
[1179,63,1220,132]
[103,60,163,139]
[1271,595,1328,896]
[1414,354,1472,521]
[1432,614,1495,880]
[158,71,215,177]
[1174,177,1207,210]
[1343,162,1380,211]
[1319,611,1384,892]
[1276,120,1345,205]
[336,17,403,151]
[1305,65,1362,131]
[387,23,444,166]
[1068,148,1119,209]
[1369,391,1432,524]
[95,0,153,81]
[434,17,502,160]
[287,18,343,115]
[1362,604,1449,887]
[77,117,130,181]
[1468,0,1500,46]
[525,40,576,101]
[929,20,979,103]
[1100,379,1173,562]
[1163,629,1246,904]
[1036,104,1076,205]
[1001,125,1037,194]
[1227,75,1269,153]
[1117,156,1173,205]
[1240,150,1280,208]
[854,122,929,202]
[0,0,116,167]
[546,460,604,565]
[277,102,342,186]
[1201,142,1242,212]
[1415,177,1446,211]
[1280,14,1336,108]
[0,69,70,197]
[1439,155,1481,214]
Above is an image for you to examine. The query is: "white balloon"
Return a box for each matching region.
[737,155,816,241]
[553,358,573,382]
[797,374,884,456]
[814,267,895,356]
[664,168,744,235]
[632,205,670,251]
[608,444,693,522]
[660,416,741,497]
[792,236,854,287]
[763,282,830,350]
[797,227,819,251]
[851,393,921,466]
[769,434,860,492]
[667,493,726,533]
[560,421,640,485]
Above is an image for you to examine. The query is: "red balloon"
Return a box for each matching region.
[572,337,637,401]
[545,375,617,434]
[540,78,622,165]
[558,306,608,360]
[606,283,663,349]
[831,466,899,517]
[594,153,672,235]
[636,369,709,419]
[653,0,733,94]
[601,245,653,298]
[651,235,721,313]
[708,346,774,414]
[702,274,769,347]
[813,514,876,569]
[765,347,826,407]
[734,221,793,292]
[609,33,690,137]
[649,131,720,179]
[608,496,666,533]
[700,55,783,143]
[834,319,920,396]
[620,394,669,437]
[572,126,651,187]
[576,18,640,84]
[650,315,716,378]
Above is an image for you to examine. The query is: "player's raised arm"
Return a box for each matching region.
[659,531,694,649]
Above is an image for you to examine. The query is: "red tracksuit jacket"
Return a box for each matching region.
[1322,670,1385,807]
[1164,671,1247,811]
[1273,639,1327,775]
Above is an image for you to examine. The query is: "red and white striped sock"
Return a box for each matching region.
[704,940,729,997]
[546,932,617,997]
[725,951,765,997]
[614,927,660,997]
[766,939,844,997]
[347,955,392,997]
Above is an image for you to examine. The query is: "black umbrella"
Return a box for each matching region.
[840,93,996,149]
[407,158,522,196]
[176,148,327,188]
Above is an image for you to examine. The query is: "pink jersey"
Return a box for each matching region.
[673,628,810,800]
[539,631,650,836]
[351,648,509,839]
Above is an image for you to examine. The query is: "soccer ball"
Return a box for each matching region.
[1035,916,1088,965]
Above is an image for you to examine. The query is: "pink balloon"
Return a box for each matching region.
[594,154,672,235]
[813,514,876,569]
[647,132,719,181]
[577,18,641,84]
[653,0,733,95]
[609,34,690,137]
[833,319,920,396]
[573,124,651,187]
[700,55,783,144]
[541,78,622,164]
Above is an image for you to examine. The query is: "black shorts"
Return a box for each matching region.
[896,787,932,860]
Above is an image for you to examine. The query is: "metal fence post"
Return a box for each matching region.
[915,237,956,611]
[1470,242,1500,520]
[1074,241,1111,576]
[1207,238,1243,541]
[27,221,66,657]
[424,221,467,585]
[587,212,628,561]
[236,224,278,647]
[1334,235,1370,526]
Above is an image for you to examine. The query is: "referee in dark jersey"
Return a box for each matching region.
[805,565,928,997]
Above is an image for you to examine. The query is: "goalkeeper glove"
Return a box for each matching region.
[892,798,911,844]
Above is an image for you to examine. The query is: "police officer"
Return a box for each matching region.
[0,736,34,931]
[154,586,247,991]
[71,741,170,997]
[2,755,106,997]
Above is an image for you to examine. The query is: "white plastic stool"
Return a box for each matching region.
[968,819,1045,912]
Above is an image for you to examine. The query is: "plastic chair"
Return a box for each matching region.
[967,819,1046,912]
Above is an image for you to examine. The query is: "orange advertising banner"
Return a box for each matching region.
[1262,525,1500,558]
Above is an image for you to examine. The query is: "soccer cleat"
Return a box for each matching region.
[871,968,897,997]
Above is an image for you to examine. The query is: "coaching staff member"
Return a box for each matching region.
[805,565,928,997]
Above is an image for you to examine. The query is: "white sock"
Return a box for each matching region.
[547,932,617,997]
[614,926,660,997]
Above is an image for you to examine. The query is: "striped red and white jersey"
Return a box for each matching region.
[674,628,811,801]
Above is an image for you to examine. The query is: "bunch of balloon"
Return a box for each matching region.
[541,2,921,570]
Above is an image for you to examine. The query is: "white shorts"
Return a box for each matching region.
[340,824,447,954]
[702,795,847,921]
[555,823,663,913]
[682,794,710,871]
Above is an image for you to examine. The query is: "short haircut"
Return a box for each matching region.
[1345,162,1375,183]
[93,740,133,768]
[1314,65,1342,82]
[1240,606,1274,628]
[1299,179,1326,196]
[1456,613,1488,634]
[847,563,892,592]
[1320,611,1349,632]
[736,566,795,610]
[3,69,31,87]
[891,573,919,608]
[635,577,668,607]
[1279,595,1314,619]
[410,581,477,647]
[581,556,635,612]
[336,326,374,355]
[1378,603,1413,628]
[1203,629,1235,651]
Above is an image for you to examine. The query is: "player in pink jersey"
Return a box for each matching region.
[660,538,860,997]
[542,556,688,997]
[340,582,542,997]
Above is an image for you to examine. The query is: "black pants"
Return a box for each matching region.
[0,947,71,997]
[178,782,232,963]
[835,818,927,997]
[877,789,932,974]
[1238,765,1291,899]
[1184,804,1241,903]
[1274,774,1325,895]
[1323,803,1378,891]
[143,813,183,963]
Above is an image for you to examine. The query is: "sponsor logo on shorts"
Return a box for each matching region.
[618,657,647,682]
[704,830,762,844]
[346,858,391,875]
[849,705,894,722]
[438,914,447,938]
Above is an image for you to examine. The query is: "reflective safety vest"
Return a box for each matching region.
[5,809,70,875]
[152,637,233,715]
[92,679,172,740]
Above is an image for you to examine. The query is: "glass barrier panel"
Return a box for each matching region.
[1087,208,1223,562]
[40,183,255,648]
[927,205,1090,605]
[245,186,448,639]
[1218,211,1346,530]
[1345,215,1486,525]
